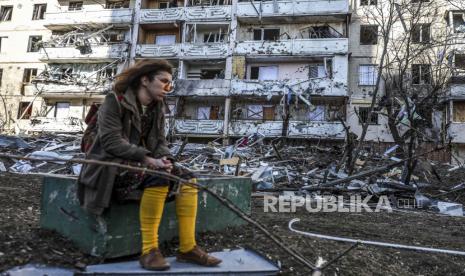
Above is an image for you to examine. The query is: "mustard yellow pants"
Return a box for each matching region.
[139,179,198,255]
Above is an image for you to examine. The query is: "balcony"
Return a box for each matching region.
[174,119,224,135]
[136,43,229,59]
[44,9,133,30]
[288,121,345,139]
[140,6,231,23]
[34,83,111,97]
[28,117,84,133]
[234,38,348,56]
[236,0,349,23]
[228,120,345,138]
[231,78,348,97]
[173,79,230,96]
[229,120,283,137]
[449,123,465,143]
[40,44,128,62]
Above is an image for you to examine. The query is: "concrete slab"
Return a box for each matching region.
[4,264,74,276]
[78,249,279,275]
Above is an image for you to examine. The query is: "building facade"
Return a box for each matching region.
[0,0,464,162]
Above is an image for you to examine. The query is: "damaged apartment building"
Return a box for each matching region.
[2,0,465,162]
[136,0,350,140]
[0,0,350,140]
[0,0,131,133]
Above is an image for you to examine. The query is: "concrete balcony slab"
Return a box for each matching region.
[237,0,349,23]
[137,43,229,59]
[235,38,348,56]
[175,119,224,135]
[40,44,128,62]
[44,9,133,30]
[140,6,231,23]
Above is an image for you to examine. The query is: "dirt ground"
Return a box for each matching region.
[1,172,465,275]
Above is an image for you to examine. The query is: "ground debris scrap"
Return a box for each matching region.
[2,134,465,275]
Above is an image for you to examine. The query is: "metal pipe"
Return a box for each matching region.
[289,218,465,256]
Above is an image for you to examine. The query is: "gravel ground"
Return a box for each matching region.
[1,172,465,275]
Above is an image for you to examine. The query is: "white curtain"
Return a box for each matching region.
[197,107,210,120]
[55,102,70,118]
[155,35,176,45]
[258,66,278,81]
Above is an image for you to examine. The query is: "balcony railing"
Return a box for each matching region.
[28,117,84,133]
[236,0,349,19]
[288,121,345,138]
[40,44,128,62]
[234,38,348,56]
[44,9,133,29]
[136,43,229,58]
[231,78,348,97]
[173,79,230,96]
[228,120,345,138]
[229,120,283,137]
[140,6,231,23]
[34,82,111,96]
[174,119,224,135]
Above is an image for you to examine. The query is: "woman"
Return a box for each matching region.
[78,60,221,271]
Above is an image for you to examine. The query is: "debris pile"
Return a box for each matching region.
[1,132,464,217]
[172,136,464,217]
[0,134,83,176]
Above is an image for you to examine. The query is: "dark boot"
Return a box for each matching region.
[139,248,170,271]
[176,245,222,267]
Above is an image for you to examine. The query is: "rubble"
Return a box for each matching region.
[171,137,465,217]
[0,134,83,176]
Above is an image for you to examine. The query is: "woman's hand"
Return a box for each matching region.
[143,156,172,171]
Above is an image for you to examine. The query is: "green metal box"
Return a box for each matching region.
[40,175,252,258]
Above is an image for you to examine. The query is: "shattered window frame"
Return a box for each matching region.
[96,66,117,83]
[308,61,332,79]
[360,25,378,45]
[23,68,38,83]
[17,102,32,120]
[358,106,379,125]
[200,69,223,79]
[412,64,431,85]
[253,28,280,41]
[27,35,42,52]
[360,0,377,5]
[412,23,431,44]
[0,6,13,21]
[203,33,227,43]
[455,54,465,72]
[308,105,326,121]
[32,4,47,20]
[68,1,83,11]
[452,12,465,34]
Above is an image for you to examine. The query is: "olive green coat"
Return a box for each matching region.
[77,89,171,215]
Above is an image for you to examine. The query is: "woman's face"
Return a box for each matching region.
[141,71,173,102]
